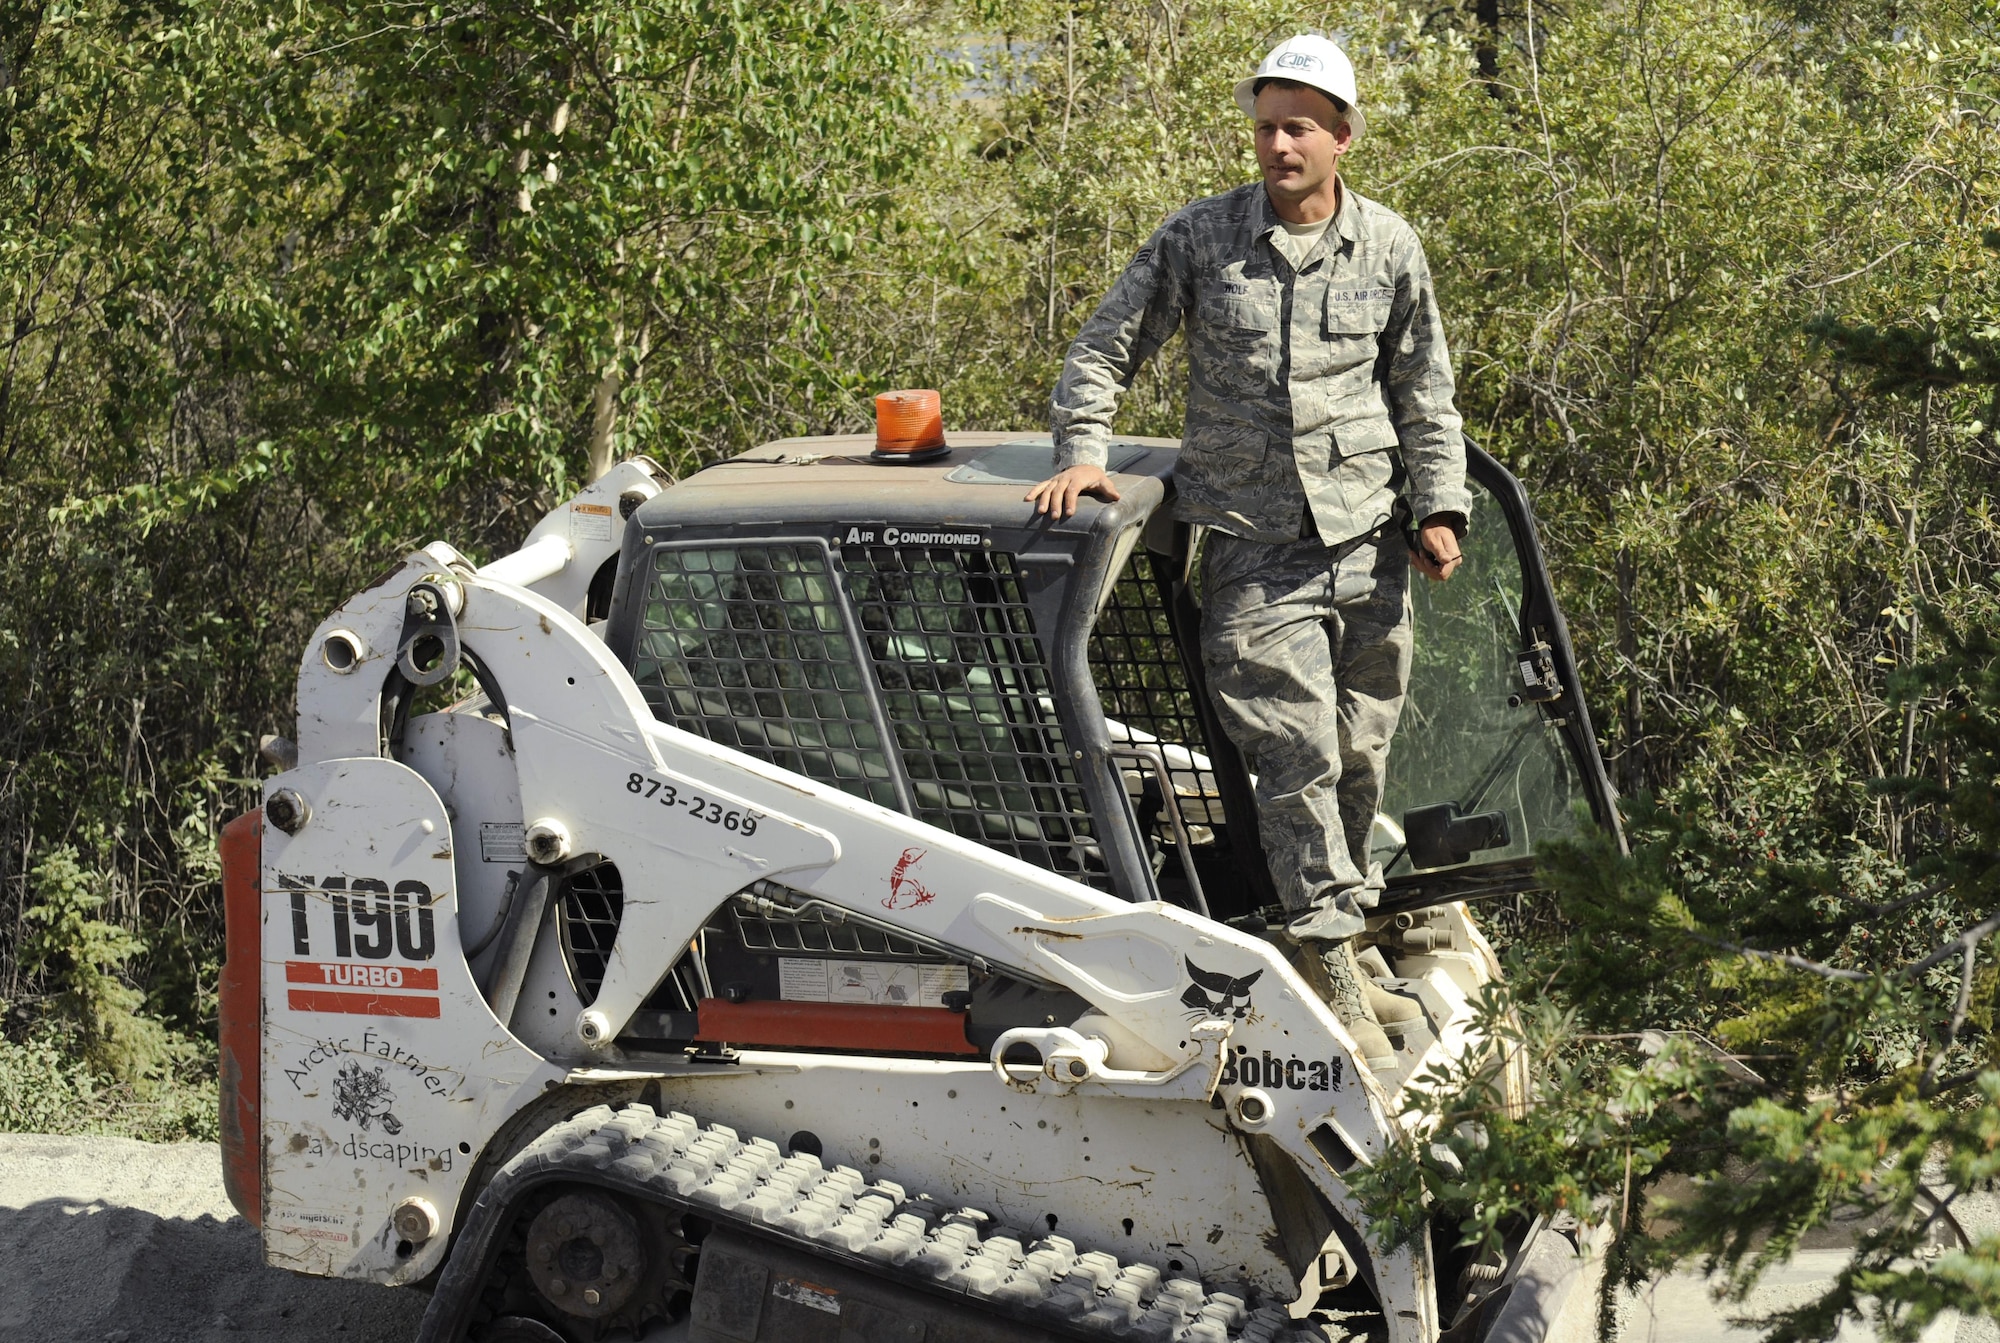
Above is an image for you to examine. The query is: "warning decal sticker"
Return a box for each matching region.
[776,958,969,1008]
[570,502,614,541]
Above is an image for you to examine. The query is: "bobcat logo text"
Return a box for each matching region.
[1220,1044,1344,1093]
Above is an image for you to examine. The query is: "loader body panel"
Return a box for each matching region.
[257,756,557,1283]
[228,433,1617,1343]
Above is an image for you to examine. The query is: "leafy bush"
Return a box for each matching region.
[4,847,219,1142]
[21,846,172,1082]
[0,1011,218,1144]
[1355,613,2000,1340]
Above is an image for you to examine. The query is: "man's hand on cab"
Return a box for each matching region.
[1411,517,1463,581]
[1025,465,1122,520]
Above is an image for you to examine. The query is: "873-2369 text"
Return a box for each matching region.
[625,773,761,835]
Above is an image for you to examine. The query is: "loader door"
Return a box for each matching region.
[1370,443,1622,912]
[1085,442,1620,923]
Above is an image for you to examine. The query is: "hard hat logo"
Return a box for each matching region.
[1233,34,1368,138]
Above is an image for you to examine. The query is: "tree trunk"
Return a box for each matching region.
[1476,0,1501,84]
[587,365,621,483]
[1616,547,1645,794]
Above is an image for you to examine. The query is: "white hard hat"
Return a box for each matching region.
[1233,35,1366,139]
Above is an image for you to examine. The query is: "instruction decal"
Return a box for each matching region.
[269,1207,354,1246]
[479,822,527,862]
[570,501,614,541]
[777,957,968,1008]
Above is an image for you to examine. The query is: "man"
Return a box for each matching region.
[1026,34,1469,1069]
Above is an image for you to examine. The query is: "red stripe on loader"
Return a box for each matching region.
[697,998,979,1056]
[288,988,442,1018]
[218,810,264,1227]
[285,960,440,990]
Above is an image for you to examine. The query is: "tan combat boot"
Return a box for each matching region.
[1358,964,1424,1030]
[1351,942,1431,1034]
[1293,940,1398,1072]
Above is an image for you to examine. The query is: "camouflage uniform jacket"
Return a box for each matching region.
[1051,180,1471,545]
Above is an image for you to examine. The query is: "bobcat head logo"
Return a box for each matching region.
[1181,957,1263,1022]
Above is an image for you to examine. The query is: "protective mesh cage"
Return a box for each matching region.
[731,898,931,958]
[557,862,623,1001]
[841,544,1105,888]
[629,539,1106,890]
[1087,548,1218,826]
[630,544,898,808]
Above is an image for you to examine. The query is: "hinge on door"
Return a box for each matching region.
[1514,638,1564,705]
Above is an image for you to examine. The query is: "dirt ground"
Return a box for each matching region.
[3,1132,1991,1343]
[0,1134,428,1343]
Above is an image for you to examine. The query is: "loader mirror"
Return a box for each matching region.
[1402,802,1511,870]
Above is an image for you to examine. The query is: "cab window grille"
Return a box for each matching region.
[1089,548,1220,830]
[840,545,1105,888]
[557,862,623,1001]
[631,544,899,808]
[731,899,931,958]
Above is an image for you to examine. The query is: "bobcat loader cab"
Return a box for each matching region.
[221,424,1620,1343]
[599,432,1614,923]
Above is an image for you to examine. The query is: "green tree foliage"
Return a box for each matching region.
[1353,612,2000,1339]
[0,0,925,1114]
[20,844,168,1080]
[892,0,2000,807]
[223,0,922,518]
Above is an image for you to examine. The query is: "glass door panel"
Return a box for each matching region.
[1376,486,1583,878]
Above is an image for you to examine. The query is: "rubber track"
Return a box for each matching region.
[419,1102,1340,1343]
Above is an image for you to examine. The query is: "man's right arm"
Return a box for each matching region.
[1030,219,1193,518]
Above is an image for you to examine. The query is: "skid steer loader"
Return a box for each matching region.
[218,428,1621,1343]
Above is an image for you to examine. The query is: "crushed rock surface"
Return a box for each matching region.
[0,1134,428,1343]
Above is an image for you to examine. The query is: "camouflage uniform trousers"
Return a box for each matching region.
[1200,527,1411,940]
